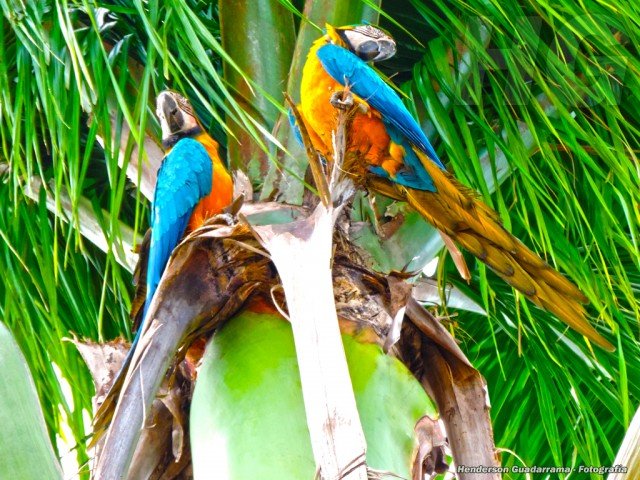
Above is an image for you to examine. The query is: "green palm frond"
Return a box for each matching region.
[377,2,639,475]
[0,0,638,478]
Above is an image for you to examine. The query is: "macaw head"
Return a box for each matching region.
[325,24,396,62]
[156,90,201,146]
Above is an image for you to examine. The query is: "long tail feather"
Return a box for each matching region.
[371,151,613,351]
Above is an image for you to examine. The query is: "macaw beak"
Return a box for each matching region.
[332,25,397,63]
[157,91,183,133]
[356,37,396,62]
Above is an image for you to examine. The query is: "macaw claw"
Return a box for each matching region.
[330,90,354,110]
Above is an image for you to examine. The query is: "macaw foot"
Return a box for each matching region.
[330,90,369,115]
[330,90,354,110]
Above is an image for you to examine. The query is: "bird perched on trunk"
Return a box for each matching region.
[142,90,234,321]
[93,90,234,440]
[295,24,613,351]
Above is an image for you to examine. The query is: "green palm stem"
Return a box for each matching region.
[260,0,381,202]
[219,0,296,181]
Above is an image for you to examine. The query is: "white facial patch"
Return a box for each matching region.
[156,91,199,138]
[352,25,387,39]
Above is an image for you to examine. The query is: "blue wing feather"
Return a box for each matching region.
[145,138,212,314]
[124,138,212,362]
[317,44,444,168]
[316,44,445,191]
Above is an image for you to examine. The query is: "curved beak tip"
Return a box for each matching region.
[376,39,397,61]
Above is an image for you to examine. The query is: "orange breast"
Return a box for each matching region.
[187,133,234,231]
[299,40,402,175]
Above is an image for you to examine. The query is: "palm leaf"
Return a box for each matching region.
[0,0,638,478]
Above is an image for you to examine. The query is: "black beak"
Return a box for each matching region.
[339,30,396,63]
[372,39,396,62]
[160,94,182,132]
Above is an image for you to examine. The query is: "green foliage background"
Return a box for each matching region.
[0,0,638,478]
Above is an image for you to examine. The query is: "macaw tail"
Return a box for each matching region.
[369,150,613,351]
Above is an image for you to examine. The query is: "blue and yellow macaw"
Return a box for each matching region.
[93,91,234,438]
[129,90,233,365]
[145,90,233,317]
[297,24,613,350]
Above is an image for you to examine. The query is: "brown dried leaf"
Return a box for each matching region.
[70,337,129,411]
[412,415,449,480]
[395,318,499,480]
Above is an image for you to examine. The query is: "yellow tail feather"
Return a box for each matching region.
[369,151,613,351]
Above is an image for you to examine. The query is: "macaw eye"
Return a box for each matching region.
[170,108,178,116]
[355,40,380,61]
